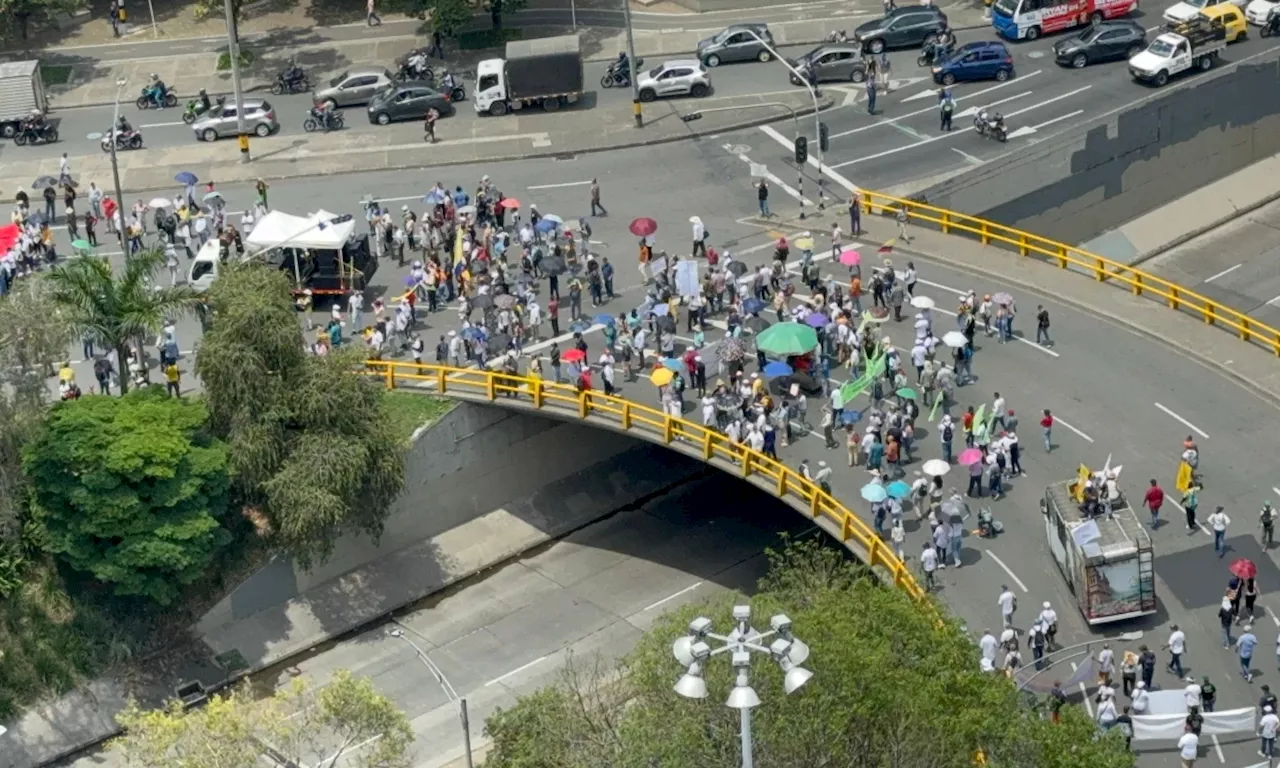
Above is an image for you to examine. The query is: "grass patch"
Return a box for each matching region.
[383,391,454,441]
[216,50,255,72]
[457,27,523,51]
[39,65,73,86]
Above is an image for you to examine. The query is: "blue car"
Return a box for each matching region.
[931,41,1015,85]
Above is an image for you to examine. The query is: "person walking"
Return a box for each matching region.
[1178,729,1199,768]
[1138,644,1156,690]
[1165,624,1186,678]
[423,108,439,143]
[920,540,938,591]
[1143,478,1165,528]
[1259,705,1279,759]
[1238,625,1258,683]
[1183,484,1200,533]
[866,77,877,114]
[589,178,607,217]
[997,585,1016,629]
[1040,408,1053,452]
[939,90,955,131]
[1036,305,1052,346]
[849,192,862,236]
[756,180,771,217]
[366,0,381,25]
[1208,505,1231,557]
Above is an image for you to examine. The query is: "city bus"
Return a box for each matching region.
[992,0,1140,40]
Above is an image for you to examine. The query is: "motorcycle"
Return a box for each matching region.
[302,107,344,133]
[271,66,311,95]
[600,58,642,88]
[976,507,1001,538]
[137,85,178,110]
[917,39,954,67]
[440,72,466,102]
[1262,9,1280,36]
[825,29,849,43]
[182,95,224,124]
[973,109,1008,142]
[394,59,435,83]
[13,120,58,145]
[101,129,144,152]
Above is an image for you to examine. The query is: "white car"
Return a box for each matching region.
[1245,0,1278,23]
[1164,0,1242,23]
[635,60,711,102]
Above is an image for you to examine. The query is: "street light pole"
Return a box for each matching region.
[672,606,813,768]
[621,0,642,127]
[388,626,473,768]
[223,0,250,163]
[109,77,129,255]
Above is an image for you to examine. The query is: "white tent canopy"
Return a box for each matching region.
[246,210,355,251]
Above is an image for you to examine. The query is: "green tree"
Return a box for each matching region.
[0,0,84,42]
[46,249,200,395]
[194,264,406,568]
[484,539,1135,768]
[23,388,232,604]
[113,669,414,768]
[485,0,524,30]
[417,0,470,36]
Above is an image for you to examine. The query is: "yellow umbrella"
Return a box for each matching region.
[58,364,74,382]
[794,237,815,250]
[649,367,674,386]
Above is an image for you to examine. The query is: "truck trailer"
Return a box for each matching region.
[474,34,585,116]
[0,61,48,138]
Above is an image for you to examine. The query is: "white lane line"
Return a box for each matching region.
[1070,662,1095,718]
[1198,522,1211,536]
[1266,294,1280,307]
[138,121,185,128]
[1154,402,1210,439]
[643,582,704,612]
[888,121,929,141]
[1204,263,1242,282]
[758,124,861,193]
[527,180,593,190]
[985,550,1028,593]
[737,153,812,206]
[1271,612,1280,628]
[323,733,383,765]
[362,194,425,204]
[1053,416,1094,443]
[1003,86,1092,118]
[828,71,1042,139]
[952,147,983,165]
[1211,733,1225,762]
[484,656,549,687]
[1019,109,1084,133]
[1273,487,1280,498]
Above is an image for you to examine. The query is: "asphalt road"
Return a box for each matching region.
[44,129,1280,768]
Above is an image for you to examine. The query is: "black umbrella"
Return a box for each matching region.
[32,176,58,189]
[654,315,676,333]
[541,256,567,275]
[471,294,494,310]
[486,333,512,354]
[726,261,748,278]
[743,316,770,335]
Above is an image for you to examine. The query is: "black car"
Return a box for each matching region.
[854,7,949,54]
[366,83,453,125]
[1052,20,1146,68]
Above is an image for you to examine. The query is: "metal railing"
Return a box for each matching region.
[364,360,927,604]
[858,190,1280,357]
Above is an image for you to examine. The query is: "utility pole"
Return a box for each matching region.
[223,0,250,163]
[622,0,641,127]
[109,78,130,255]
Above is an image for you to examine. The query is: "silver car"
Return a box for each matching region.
[696,23,775,67]
[636,60,711,102]
[312,68,394,109]
[789,45,868,85]
[191,98,279,142]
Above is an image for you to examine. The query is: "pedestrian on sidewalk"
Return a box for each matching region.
[589,178,607,216]
[366,0,382,25]
[429,29,445,58]
[1208,506,1231,557]
[849,192,862,236]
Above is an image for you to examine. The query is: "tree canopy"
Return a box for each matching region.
[23,387,232,604]
[113,669,414,768]
[0,0,84,42]
[483,538,1136,768]
[194,263,406,569]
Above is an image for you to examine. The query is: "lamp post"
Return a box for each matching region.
[109,77,130,255]
[388,626,473,768]
[622,0,641,127]
[1015,630,1143,693]
[672,605,814,768]
[223,0,250,162]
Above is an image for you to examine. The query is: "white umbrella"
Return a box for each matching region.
[914,318,929,331]
[910,295,935,310]
[922,459,951,476]
[689,215,702,224]
[148,197,173,209]
[541,213,565,226]
[942,331,967,348]
[455,204,476,216]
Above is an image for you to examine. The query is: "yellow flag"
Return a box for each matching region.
[1072,464,1091,502]
[1175,461,1192,493]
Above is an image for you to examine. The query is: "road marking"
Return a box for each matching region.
[952,147,982,165]
[985,550,1027,592]
[831,71,1042,138]
[138,121,185,128]
[892,276,1060,358]
[1069,662,1095,718]
[888,121,929,141]
[1005,109,1084,139]
[1273,487,1280,498]
[1154,402,1209,439]
[1002,86,1092,118]
[1204,263,1242,282]
[1210,733,1225,762]
[1198,522,1211,536]
[643,582,705,612]
[323,733,384,764]
[484,656,549,687]
[953,90,1035,118]
[1266,293,1280,306]
[736,152,812,206]
[758,124,861,193]
[1053,416,1094,443]
[526,180,593,190]
[1271,612,1280,628]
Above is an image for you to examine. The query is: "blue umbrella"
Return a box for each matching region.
[461,327,485,341]
[423,189,447,205]
[536,218,558,234]
[593,313,616,326]
[662,357,686,372]
[569,318,592,333]
[649,303,670,317]
[762,361,792,377]
[839,409,862,426]
[174,171,198,185]
[860,483,889,503]
[743,298,766,315]
[886,480,912,500]
[804,312,828,329]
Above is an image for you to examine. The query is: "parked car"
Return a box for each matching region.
[636,60,711,101]
[696,23,775,67]
[1052,19,1147,67]
[1197,4,1249,39]
[192,98,279,142]
[1245,0,1278,24]
[854,7,950,54]
[1164,0,1243,25]
[932,40,1014,85]
[788,44,868,84]
[367,83,454,125]
[313,68,394,109]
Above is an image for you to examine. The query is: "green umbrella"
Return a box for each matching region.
[896,387,917,400]
[754,322,819,356]
[70,239,92,251]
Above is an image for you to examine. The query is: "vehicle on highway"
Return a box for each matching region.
[191,98,279,142]
[1261,3,1280,31]
[1129,22,1227,85]
[973,108,1008,141]
[101,128,143,152]
[853,7,949,54]
[0,60,48,139]
[1052,19,1147,67]
[787,44,868,84]
[635,60,710,102]
[1245,0,1278,24]
[303,105,345,132]
[931,40,1015,85]
[475,34,584,116]
[1163,0,1243,26]
[696,23,775,67]
[367,83,453,125]
[1196,3,1249,39]
[992,0,1139,41]
[312,69,394,110]
[12,115,58,145]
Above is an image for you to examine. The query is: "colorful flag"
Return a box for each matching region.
[877,239,895,255]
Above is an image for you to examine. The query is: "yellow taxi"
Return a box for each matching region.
[1198,4,1250,41]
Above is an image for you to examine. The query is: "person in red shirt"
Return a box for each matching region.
[1040,408,1054,452]
[963,407,976,447]
[1143,479,1165,529]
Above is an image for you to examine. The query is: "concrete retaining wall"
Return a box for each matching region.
[915,56,1280,248]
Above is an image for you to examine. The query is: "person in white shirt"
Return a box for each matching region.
[1095,692,1118,729]
[979,629,998,664]
[1097,643,1116,686]
[919,541,938,591]
[1166,625,1187,678]
[991,393,1006,429]
[1131,681,1150,714]
[890,519,906,560]
[1178,730,1199,766]
[997,586,1017,629]
[1207,506,1231,558]
[1259,705,1279,758]
[1184,677,1202,710]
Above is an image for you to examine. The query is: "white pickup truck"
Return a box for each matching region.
[1128,29,1227,85]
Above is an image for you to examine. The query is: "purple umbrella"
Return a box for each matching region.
[804,312,828,329]
[403,275,418,287]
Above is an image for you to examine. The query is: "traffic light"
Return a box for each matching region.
[794,136,808,164]
[819,122,829,153]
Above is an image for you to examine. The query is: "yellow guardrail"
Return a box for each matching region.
[364,360,927,603]
[859,190,1280,358]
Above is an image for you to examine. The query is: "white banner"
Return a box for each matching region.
[675,260,700,298]
[1132,707,1257,741]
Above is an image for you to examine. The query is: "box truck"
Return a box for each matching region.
[0,61,48,138]
[474,34,585,116]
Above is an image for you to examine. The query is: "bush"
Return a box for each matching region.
[458,27,522,50]
[216,50,255,72]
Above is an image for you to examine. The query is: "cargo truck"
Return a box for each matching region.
[0,61,49,138]
[1129,17,1227,86]
[474,34,585,116]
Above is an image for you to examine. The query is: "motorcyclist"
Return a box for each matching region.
[198,88,213,114]
[924,29,955,63]
[1266,4,1280,34]
[441,70,458,93]
[147,73,169,107]
[612,51,630,82]
[310,101,335,129]
[115,113,133,136]
[282,62,305,85]
[407,50,429,79]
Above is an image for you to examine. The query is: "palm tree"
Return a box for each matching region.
[46,248,201,394]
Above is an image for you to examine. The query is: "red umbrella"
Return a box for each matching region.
[0,223,19,253]
[629,217,658,237]
[561,348,586,364]
[498,198,521,210]
[1229,558,1258,580]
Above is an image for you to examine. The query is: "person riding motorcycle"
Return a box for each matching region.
[281,63,306,85]
[309,101,337,130]
[612,52,630,83]
[406,51,430,79]
[115,113,133,136]
[1266,4,1280,35]
[145,73,169,107]
[923,28,956,63]
[441,70,458,93]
